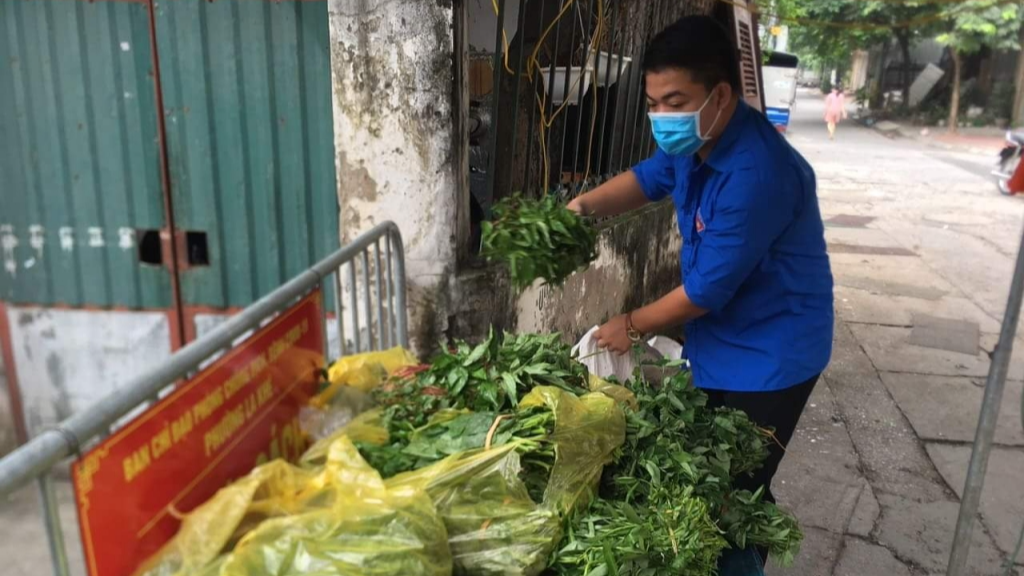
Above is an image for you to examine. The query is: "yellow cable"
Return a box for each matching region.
[490,0,515,75]
[524,0,608,195]
[527,0,578,193]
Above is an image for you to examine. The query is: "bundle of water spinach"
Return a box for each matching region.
[481,195,598,291]
[547,368,804,576]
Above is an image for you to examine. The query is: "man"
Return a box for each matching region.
[568,15,833,561]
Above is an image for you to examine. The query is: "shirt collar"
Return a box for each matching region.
[701,98,750,172]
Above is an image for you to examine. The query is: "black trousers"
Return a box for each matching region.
[704,374,818,562]
[704,374,819,504]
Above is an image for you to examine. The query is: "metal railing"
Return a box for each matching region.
[947,221,1024,575]
[0,221,408,576]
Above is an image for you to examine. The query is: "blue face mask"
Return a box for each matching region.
[648,91,722,156]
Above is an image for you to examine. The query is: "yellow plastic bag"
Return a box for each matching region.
[387,443,560,576]
[300,408,388,468]
[136,437,451,576]
[313,347,419,405]
[587,373,638,410]
[519,387,626,515]
[220,437,451,576]
[382,387,625,576]
[134,460,319,576]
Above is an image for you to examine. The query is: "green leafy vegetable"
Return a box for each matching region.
[417,329,591,413]
[481,195,599,291]
[549,489,727,576]
[333,333,803,575]
[551,363,802,574]
[719,487,804,566]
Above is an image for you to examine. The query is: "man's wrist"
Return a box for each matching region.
[625,311,644,343]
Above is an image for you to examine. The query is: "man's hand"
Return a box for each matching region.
[567,196,587,215]
[595,314,633,354]
[563,171,649,219]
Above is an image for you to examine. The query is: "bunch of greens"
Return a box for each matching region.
[355,366,451,477]
[481,195,599,291]
[549,490,727,576]
[355,335,571,500]
[719,487,803,566]
[549,367,802,575]
[400,407,558,503]
[416,330,590,412]
[328,332,803,576]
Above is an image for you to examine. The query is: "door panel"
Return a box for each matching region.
[154,0,340,310]
[0,0,171,309]
[0,0,339,317]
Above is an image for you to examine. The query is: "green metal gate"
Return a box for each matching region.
[155,0,339,309]
[0,1,170,309]
[0,0,339,327]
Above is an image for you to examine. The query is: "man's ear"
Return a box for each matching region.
[715,82,733,108]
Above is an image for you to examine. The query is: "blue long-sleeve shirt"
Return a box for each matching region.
[632,100,834,392]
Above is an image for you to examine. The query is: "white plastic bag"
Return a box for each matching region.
[572,326,684,382]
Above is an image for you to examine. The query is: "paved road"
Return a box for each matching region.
[771,90,1024,575]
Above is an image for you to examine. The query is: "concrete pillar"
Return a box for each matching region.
[327,0,463,353]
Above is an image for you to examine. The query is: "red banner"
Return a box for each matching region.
[73,292,325,576]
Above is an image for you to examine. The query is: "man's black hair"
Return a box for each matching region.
[642,15,741,92]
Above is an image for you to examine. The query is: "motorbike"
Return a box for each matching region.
[995,130,1024,195]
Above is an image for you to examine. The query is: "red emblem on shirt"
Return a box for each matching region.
[695,209,705,234]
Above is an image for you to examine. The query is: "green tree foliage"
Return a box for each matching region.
[786,0,940,104]
[936,0,1021,132]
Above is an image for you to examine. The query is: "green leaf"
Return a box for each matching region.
[601,541,619,576]
[500,372,519,406]
[644,461,662,485]
[463,342,489,366]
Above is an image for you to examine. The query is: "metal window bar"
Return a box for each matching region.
[0,222,409,576]
[506,0,530,200]
[543,14,564,192]
[485,0,508,205]
[334,272,347,357]
[569,0,595,189]
[555,2,581,194]
[474,0,722,209]
[616,51,641,173]
[347,259,360,353]
[522,3,546,196]
[593,0,621,179]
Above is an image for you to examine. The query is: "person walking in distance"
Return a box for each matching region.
[824,85,847,140]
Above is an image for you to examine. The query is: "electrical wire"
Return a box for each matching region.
[530,0,606,194]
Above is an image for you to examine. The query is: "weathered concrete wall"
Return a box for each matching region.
[5,307,172,438]
[450,202,681,343]
[328,0,461,354]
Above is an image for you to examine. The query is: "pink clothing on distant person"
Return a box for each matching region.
[824,90,846,124]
